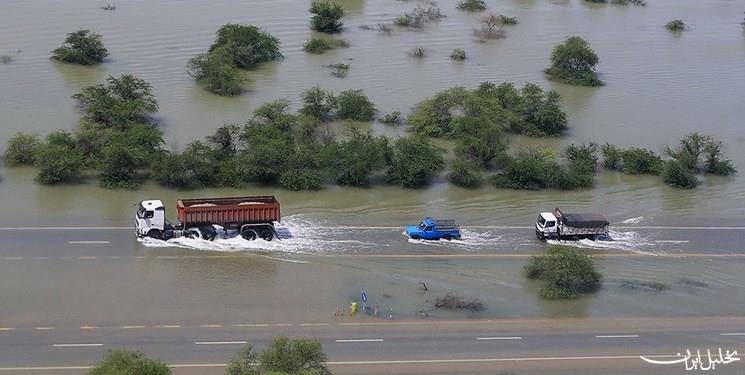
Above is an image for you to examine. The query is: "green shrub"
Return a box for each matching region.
[394,14,413,27]
[303,38,349,54]
[206,124,241,157]
[310,1,344,33]
[524,245,602,299]
[186,51,243,96]
[621,147,663,175]
[35,143,83,185]
[704,140,736,175]
[513,83,567,136]
[51,30,108,65]
[380,111,403,125]
[456,0,487,11]
[665,19,688,32]
[300,87,337,122]
[259,337,331,375]
[545,36,603,86]
[664,133,736,176]
[565,143,598,175]
[225,345,259,375]
[662,160,697,189]
[321,129,390,186]
[327,63,350,78]
[499,14,519,25]
[447,159,483,188]
[73,74,158,129]
[336,89,376,121]
[99,142,142,189]
[208,24,283,69]
[491,148,593,190]
[4,132,41,166]
[601,143,622,170]
[279,169,324,190]
[454,123,507,169]
[450,48,466,61]
[87,350,170,375]
[386,135,445,188]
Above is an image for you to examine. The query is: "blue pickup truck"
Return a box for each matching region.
[405,217,461,240]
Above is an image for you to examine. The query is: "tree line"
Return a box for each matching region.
[2,74,736,191]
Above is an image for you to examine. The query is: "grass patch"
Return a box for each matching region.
[303,38,349,54]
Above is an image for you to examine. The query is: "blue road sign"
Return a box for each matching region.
[361,291,368,303]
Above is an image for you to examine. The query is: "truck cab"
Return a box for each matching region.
[535,212,558,240]
[135,200,167,238]
[406,217,461,240]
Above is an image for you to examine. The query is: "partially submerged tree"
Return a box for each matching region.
[336,89,376,121]
[665,19,688,32]
[477,13,506,39]
[456,0,486,12]
[51,29,108,65]
[322,129,390,186]
[386,135,445,188]
[73,74,158,128]
[208,24,283,69]
[310,1,344,33]
[545,36,603,86]
[34,132,83,185]
[300,86,337,122]
[525,245,602,299]
[3,132,41,166]
[187,50,244,96]
[303,37,349,54]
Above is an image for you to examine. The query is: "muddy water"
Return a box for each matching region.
[1,0,745,322]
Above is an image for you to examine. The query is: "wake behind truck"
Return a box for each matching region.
[535,208,609,241]
[135,196,280,241]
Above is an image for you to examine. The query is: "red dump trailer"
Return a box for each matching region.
[135,196,281,241]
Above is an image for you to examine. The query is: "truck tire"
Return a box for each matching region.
[186,229,200,239]
[259,229,273,242]
[146,229,162,240]
[241,229,257,241]
[410,234,420,240]
[442,234,452,241]
[200,226,216,241]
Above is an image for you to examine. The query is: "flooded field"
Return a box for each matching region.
[1,0,745,325]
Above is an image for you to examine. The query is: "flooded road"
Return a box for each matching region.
[1,0,745,330]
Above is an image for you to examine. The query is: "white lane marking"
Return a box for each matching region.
[0,328,13,331]
[68,241,111,244]
[79,326,99,330]
[595,335,640,338]
[199,324,223,328]
[274,323,293,327]
[654,240,689,244]
[195,341,248,345]
[476,336,522,340]
[52,343,103,347]
[259,255,311,264]
[720,332,745,336]
[35,327,55,331]
[77,256,97,260]
[4,257,24,260]
[154,325,181,328]
[0,355,684,371]
[121,325,145,329]
[335,339,384,343]
[300,323,330,327]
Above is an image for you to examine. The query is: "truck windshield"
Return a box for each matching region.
[537,215,546,226]
[545,221,555,227]
[418,222,425,230]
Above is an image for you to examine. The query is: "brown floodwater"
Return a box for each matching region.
[1,0,744,322]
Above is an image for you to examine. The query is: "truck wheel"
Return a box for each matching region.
[147,229,162,240]
[410,234,420,240]
[200,227,216,241]
[186,229,200,239]
[442,235,452,241]
[241,229,257,241]
[259,229,273,242]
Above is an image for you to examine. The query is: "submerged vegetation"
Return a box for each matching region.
[303,38,349,54]
[310,1,344,33]
[476,13,507,39]
[665,19,688,32]
[187,24,282,96]
[450,48,466,61]
[586,0,646,5]
[456,0,486,12]
[545,36,603,86]
[50,30,108,65]
[525,245,602,299]
[394,6,444,28]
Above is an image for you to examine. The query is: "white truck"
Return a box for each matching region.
[535,208,609,241]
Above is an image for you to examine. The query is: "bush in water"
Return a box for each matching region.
[34,138,83,186]
[665,19,688,32]
[186,51,244,96]
[51,29,108,65]
[336,89,376,121]
[386,135,445,188]
[309,1,344,33]
[545,36,603,86]
[321,128,390,186]
[447,159,484,188]
[300,87,337,122]
[208,24,283,69]
[456,0,487,12]
[98,141,142,189]
[73,74,159,129]
[3,132,41,166]
[524,245,602,299]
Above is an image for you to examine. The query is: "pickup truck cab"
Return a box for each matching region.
[406,217,461,240]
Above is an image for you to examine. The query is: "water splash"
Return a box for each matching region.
[547,230,660,254]
[619,216,644,225]
[404,229,503,251]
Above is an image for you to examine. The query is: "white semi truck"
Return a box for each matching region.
[535,208,609,240]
